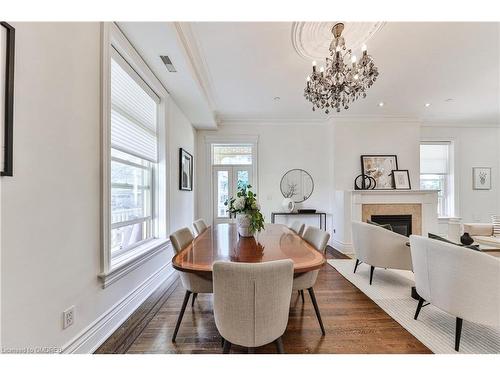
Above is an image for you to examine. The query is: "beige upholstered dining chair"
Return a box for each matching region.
[192,218,208,236]
[170,227,213,342]
[410,235,500,351]
[289,221,305,237]
[293,226,330,335]
[213,259,294,353]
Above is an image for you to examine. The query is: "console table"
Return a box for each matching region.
[270,212,327,231]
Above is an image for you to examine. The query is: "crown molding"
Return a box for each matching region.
[421,122,500,128]
[328,115,420,124]
[173,22,220,126]
[219,114,422,126]
[219,116,329,127]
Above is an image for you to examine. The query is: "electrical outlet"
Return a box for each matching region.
[63,306,75,329]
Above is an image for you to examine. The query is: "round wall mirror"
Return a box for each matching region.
[280,169,314,203]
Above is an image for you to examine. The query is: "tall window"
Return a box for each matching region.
[110,51,160,258]
[420,142,454,217]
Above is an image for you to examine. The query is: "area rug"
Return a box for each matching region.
[327,259,500,354]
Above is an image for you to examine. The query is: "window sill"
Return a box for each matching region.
[438,217,462,225]
[98,238,170,288]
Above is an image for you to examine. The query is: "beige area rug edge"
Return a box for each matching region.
[327,259,500,354]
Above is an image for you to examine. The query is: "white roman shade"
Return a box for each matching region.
[420,143,450,174]
[111,48,159,162]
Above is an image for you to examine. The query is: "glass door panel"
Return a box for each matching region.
[213,166,253,224]
[214,168,230,221]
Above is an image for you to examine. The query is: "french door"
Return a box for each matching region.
[213,165,253,224]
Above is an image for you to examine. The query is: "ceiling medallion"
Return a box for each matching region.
[291,21,384,61]
[303,22,379,114]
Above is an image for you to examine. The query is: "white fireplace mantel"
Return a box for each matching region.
[332,189,439,254]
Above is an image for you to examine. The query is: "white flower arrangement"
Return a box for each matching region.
[224,184,265,233]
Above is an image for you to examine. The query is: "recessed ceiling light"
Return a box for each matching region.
[274,96,281,101]
[378,102,385,107]
[425,103,431,107]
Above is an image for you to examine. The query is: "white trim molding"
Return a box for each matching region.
[330,238,354,256]
[62,263,178,354]
[203,135,259,224]
[98,239,170,288]
[173,22,219,127]
[100,22,170,287]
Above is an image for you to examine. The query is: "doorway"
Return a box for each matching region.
[213,165,253,223]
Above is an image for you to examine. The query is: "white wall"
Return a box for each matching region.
[0,23,195,352]
[332,120,421,248]
[168,100,197,232]
[333,120,421,190]
[421,125,500,223]
[196,122,335,234]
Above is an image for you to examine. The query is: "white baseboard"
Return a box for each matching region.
[61,263,178,354]
[330,238,354,256]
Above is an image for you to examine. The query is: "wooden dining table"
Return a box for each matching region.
[172,223,326,275]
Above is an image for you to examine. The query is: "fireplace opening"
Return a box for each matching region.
[371,214,412,236]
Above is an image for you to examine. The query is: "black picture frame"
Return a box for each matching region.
[360,155,398,190]
[1,22,15,177]
[392,169,411,190]
[179,148,193,191]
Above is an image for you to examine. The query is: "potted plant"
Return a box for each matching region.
[225,183,265,237]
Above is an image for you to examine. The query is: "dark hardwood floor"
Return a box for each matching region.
[96,247,431,354]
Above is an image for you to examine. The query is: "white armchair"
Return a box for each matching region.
[351,221,413,284]
[409,235,500,351]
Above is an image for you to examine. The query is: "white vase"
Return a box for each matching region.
[282,198,295,213]
[236,213,254,237]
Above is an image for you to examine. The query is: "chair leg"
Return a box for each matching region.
[221,337,225,348]
[171,290,191,342]
[191,292,198,307]
[300,290,305,303]
[369,266,375,285]
[455,318,463,352]
[222,340,232,354]
[353,259,361,273]
[414,297,425,320]
[274,336,285,354]
[307,287,325,335]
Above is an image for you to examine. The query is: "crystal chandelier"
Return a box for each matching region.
[304,23,379,113]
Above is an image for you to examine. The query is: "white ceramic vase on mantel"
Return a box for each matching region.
[282,198,295,213]
[236,213,254,237]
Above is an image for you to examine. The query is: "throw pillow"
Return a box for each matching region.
[428,233,481,251]
[367,219,393,232]
[492,215,500,237]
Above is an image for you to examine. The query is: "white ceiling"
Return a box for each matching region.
[117,22,217,128]
[120,22,500,127]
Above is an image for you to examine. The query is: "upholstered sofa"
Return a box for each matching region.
[463,223,500,248]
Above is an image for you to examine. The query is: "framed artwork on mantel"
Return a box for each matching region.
[392,169,411,190]
[360,155,398,190]
[1,22,15,177]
